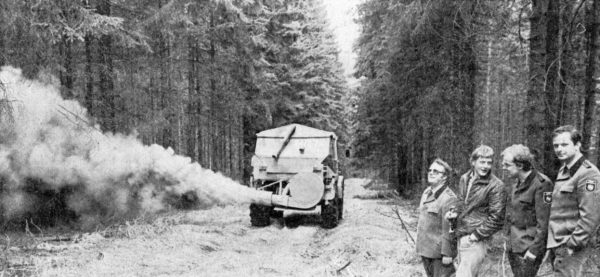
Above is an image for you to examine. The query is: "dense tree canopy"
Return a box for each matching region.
[1,0,599,205]
[0,0,350,184]
[352,0,599,195]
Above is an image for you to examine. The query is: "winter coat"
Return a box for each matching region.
[455,171,506,240]
[416,184,460,258]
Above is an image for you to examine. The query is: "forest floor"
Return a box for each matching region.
[0,178,564,277]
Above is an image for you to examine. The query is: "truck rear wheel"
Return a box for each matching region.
[250,204,272,227]
[337,199,344,219]
[321,204,339,229]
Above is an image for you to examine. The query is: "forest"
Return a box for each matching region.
[0,0,349,187]
[352,0,600,195]
[0,0,599,199]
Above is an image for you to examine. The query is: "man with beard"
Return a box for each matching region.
[501,144,552,277]
[547,125,600,277]
[416,158,459,277]
[453,145,506,277]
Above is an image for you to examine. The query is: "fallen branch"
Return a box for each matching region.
[392,206,415,245]
[29,220,43,237]
[24,220,34,238]
[336,261,352,274]
[40,236,72,242]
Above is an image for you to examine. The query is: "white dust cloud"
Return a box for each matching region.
[0,66,261,227]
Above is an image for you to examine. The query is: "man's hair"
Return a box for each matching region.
[470,145,494,163]
[552,125,582,145]
[432,158,452,175]
[501,144,534,171]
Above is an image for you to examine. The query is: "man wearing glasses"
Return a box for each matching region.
[501,144,552,277]
[416,158,459,277]
[453,145,506,277]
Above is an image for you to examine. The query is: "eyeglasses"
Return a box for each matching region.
[428,169,445,175]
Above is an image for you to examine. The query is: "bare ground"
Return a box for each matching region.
[2,178,586,277]
[1,179,424,277]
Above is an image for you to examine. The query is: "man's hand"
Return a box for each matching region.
[442,256,453,265]
[567,248,574,256]
[445,210,458,220]
[523,250,536,261]
[555,246,575,257]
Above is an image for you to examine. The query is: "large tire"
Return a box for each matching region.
[284,215,302,228]
[338,179,345,219]
[321,204,339,229]
[250,204,272,227]
[337,198,344,219]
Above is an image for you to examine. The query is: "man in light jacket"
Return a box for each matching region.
[454,145,506,277]
[416,158,460,277]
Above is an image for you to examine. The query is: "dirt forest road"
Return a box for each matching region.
[4,179,424,277]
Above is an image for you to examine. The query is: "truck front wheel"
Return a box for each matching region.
[321,204,339,229]
[337,198,344,219]
[250,204,272,227]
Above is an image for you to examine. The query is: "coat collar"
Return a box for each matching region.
[515,170,536,191]
[432,184,447,199]
[567,156,585,177]
[468,170,491,185]
[557,156,585,181]
[423,184,447,203]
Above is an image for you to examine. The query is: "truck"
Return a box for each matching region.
[248,124,344,228]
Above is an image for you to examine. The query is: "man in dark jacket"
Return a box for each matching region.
[547,125,600,277]
[416,158,460,277]
[501,144,553,277]
[454,145,506,277]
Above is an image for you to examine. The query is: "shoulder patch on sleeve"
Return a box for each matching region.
[585,180,596,192]
[543,192,552,204]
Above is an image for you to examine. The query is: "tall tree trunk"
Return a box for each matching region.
[228,119,233,177]
[208,10,217,171]
[584,0,599,161]
[160,31,173,149]
[149,77,157,144]
[238,118,243,182]
[59,1,76,99]
[556,0,573,128]
[187,34,203,163]
[59,36,75,98]
[97,0,116,132]
[84,33,94,117]
[542,0,560,173]
[527,0,551,172]
[187,35,196,160]
[0,1,5,66]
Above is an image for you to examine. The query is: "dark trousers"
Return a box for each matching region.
[507,251,543,277]
[421,256,455,277]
